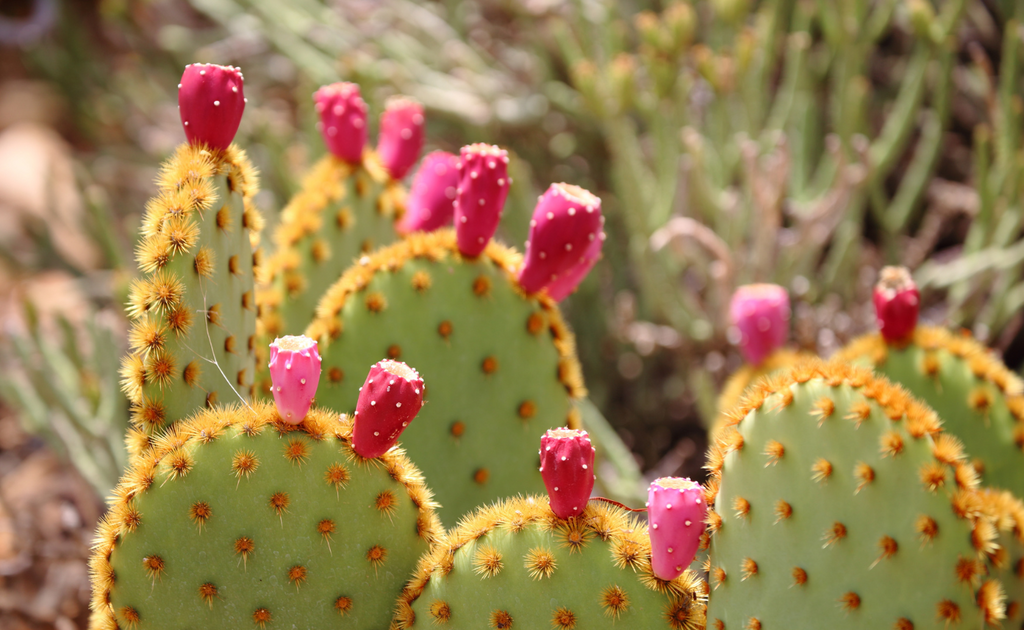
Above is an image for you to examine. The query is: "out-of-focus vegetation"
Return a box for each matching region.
[2,0,1024,493]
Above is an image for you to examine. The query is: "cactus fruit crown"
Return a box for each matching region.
[706,358,1007,629]
[89,400,442,630]
[394,495,708,630]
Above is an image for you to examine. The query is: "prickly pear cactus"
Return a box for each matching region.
[88,401,441,630]
[978,488,1024,628]
[306,229,585,524]
[711,348,806,440]
[706,359,1006,629]
[836,326,1024,496]
[121,142,261,439]
[394,496,707,629]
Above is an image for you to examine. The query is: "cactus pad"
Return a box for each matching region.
[706,359,1006,629]
[395,496,707,629]
[88,401,441,630]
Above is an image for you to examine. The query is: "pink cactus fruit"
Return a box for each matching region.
[396,151,460,234]
[544,233,603,301]
[313,82,368,163]
[647,477,707,581]
[873,265,920,344]
[729,283,790,366]
[518,183,604,296]
[377,96,425,180]
[268,335,322,425]
[351,360,425,459]
[539,428,596,519]
[453,143,510,257]
[178,63,246,151]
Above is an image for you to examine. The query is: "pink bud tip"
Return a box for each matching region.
[647,477,706,581]
[396,151,460,235]
[729,284,790,366]
[540,428,595,519]
[453,143,510,257]
[351,360,425,458]
[518,183,603,298]
[178,63,245,151]
[873,266,919,344]
[268,335,321,425]
[377,96,425,180]
[313,82,368,163]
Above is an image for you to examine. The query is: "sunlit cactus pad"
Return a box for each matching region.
[121,144,262,437]
[394,495,707,629]
[711,348,808,441]
[306,229,585,524]
[88,401,441,630]
[837,326,1024,495]
[706,359,1006,629]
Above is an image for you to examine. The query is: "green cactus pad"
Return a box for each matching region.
[711,349,808,442]
[395,495,707,630]
[257,152,403,347]
[88,401,442,630]
[305,229,585,525]
[706,359,1006,629]
[836,327,1024,496]
[121,144,261,445]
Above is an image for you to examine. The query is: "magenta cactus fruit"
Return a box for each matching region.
[268,335,322,425]
[539,428,596,519]
[544,232,604,301]
[351,360,425,458]
[377,96,425,180]
[873,265,920,344]
[396,150,460,234]
[647,477,706,581]
[313,82,368,163]
[453,143,510,257]
[729,283,791,366]
[177,63,245,151]
[518,183,604,296]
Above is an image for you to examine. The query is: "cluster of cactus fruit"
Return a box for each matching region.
[86,62,1024,629]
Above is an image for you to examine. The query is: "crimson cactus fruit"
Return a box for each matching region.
[647,477,706,581]
[519,183,604,296]
[377,97,425,180]
[729,283,790,366]
[539,428,596,519]
[268,335,322,424]
[453,143,510,257]
[351,360,425,458]
[545,232,604,300]
[177,63,245,151]
[313,82,367,163]
[873,265,920,344]
[396,151,460,234]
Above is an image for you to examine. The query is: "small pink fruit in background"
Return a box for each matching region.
[377,97,425,180]
[268,335,322,424]
[873,266,920,344]
[314,82,367,163]
[539,428,595,519]
[647,477,706,581]
[396,151,460,235]
[518,183,603,297]
[729,283,790,366]
[351,360,425,458]
[178,63,245,151]
[453,143,509,257]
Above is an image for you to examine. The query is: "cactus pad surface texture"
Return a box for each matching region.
[706,359,1006,629]
[395,495,707,629]
[306,229,585,524]
[836,326,1024,496]
[88,401,441,630]
[122,144,261,441]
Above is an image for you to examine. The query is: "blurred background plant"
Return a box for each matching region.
[1,0,1024,625]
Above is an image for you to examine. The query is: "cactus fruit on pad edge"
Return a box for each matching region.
[88,401,442,630]
[122,143,261,443]
[836,326,1024,497]
[705,359,1006,629]
[394,496,707,630]
[305,228,585,525]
